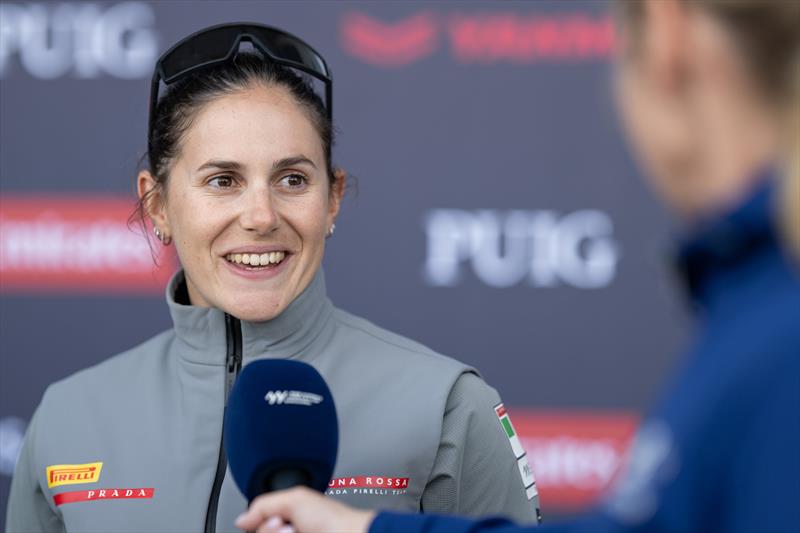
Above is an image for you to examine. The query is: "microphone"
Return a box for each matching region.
[223,359,338,502]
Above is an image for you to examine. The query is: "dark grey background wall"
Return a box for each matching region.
[0,0,689,524]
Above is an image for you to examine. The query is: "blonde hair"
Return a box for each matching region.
[782,51,800,259]
[618,0,800,258]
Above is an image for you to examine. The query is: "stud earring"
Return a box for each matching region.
[326,223,336,238]
[154,226,172,246]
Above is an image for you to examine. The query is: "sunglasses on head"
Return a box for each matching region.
[148,22,332,145]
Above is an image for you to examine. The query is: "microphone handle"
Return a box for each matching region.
[244,469,312,533]
[261,468,313,495]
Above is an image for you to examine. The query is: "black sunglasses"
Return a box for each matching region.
[148,22,332,148]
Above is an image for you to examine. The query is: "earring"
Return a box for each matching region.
[326,223,336,238]
[154,226,172,246]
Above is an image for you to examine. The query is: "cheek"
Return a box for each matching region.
[616,68,645,142]
[618,70,662,161]
[166,192,225,259]
[289,195,330,246]
[299,187,332,224]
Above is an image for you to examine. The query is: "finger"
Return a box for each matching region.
[235,487,314,530]
[236,494,294,529]
[255,515,286,533]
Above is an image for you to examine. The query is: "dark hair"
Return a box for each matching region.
[134,53,335,235]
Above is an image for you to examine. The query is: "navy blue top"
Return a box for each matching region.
[371,175,800,533]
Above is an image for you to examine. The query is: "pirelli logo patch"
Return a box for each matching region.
[47,462,103,488]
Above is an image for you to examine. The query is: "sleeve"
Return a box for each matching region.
[370,511,525,533]
[5,406,64,533]
[722,360,800,532]
[420,372,540,525]
[369,511,613,533]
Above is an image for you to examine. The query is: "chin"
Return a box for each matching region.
[225,297,288,323]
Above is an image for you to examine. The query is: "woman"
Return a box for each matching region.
[235,0,800,532]
[5,24,538,532]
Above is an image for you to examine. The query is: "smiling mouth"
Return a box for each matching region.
[225,251,287,268]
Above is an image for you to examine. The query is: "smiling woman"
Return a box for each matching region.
[6,23,540,533]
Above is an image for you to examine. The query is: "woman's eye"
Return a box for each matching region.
[208,175,234,188]
[280,174,308,188]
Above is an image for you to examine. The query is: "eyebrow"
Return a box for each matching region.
[195,156,317,173]
[272,156,317,172]
[196,159,243,173]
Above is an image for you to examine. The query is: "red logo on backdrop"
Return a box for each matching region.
[340,11,615,67]
[53,487,154,506]
[447,13,615,63]
[512,409,638,512]
[0,196,176,293]
[341,12,438,67]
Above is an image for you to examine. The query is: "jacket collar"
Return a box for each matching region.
[166,269,333,365]
[675,170,778,309]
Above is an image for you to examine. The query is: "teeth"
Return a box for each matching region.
[225,251,286,267]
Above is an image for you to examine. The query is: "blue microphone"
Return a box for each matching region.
[223,359,338,502]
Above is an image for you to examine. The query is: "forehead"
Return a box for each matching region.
[178,84,325,168]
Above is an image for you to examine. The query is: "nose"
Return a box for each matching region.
[238,187,280,235]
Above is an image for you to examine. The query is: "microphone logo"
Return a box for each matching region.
[264,390,323,406]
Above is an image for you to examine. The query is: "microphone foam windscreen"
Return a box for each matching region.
[223,359,338,501]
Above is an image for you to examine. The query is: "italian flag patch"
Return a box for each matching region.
[495,403,538,502]
[494,403,525,458]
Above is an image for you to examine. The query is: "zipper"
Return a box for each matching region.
[204,313,243,533]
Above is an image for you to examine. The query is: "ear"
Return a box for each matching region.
[327,168,347,224]
[642,0,691,94]
[137,170,170,234]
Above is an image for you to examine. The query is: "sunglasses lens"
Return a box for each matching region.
[249,27,329,77]
[160,26,243,82]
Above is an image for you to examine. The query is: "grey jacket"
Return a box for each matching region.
[6,270,539,532]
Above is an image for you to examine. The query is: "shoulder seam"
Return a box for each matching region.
[331,311,445,360]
